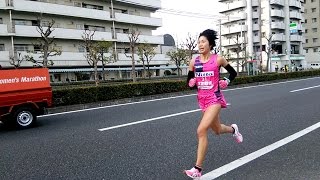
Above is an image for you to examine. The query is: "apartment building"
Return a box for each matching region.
[303,0,320,69]
[0,0,168,82]
[219,0,305,73]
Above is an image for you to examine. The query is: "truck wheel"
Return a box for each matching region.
[12,107,37,129]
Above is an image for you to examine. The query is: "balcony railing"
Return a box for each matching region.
[115,12,162,27]
[14,25,113,41]
[116,33,164,44]
[270,0,285,6]
[220,0,246,13]
[115,0,161,10]
[13,0,111,21]
[271,22,285,29]
[271,10,285,17]
[221,25,248,35]
[290,11,302,20]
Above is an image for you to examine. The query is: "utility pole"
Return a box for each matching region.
[259,0,263,74]
[219,19,222,55]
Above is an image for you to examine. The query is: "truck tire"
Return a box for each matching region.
[12,107,37,129]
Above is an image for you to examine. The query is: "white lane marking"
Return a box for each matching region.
[201,122,320,180]
[98,109,201,131]
[290,85,320,93]
[98,104,231,131]
[39,94,196,118]
[40,76,320,118]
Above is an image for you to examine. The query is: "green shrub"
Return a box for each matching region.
[52,69,320,107]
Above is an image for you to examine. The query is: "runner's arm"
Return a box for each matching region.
[217,56,237,82]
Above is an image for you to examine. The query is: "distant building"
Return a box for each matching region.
[0,0,172,81]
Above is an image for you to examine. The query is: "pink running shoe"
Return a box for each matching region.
[231,124,243,143]
[184,167,202,179]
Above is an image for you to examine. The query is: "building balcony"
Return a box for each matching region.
[270,0,285,6]
[252,12,259,19]
[289,0,302,8]
[14,25,113,41]
[221,25,248,35]
[114,12,162,27]
[290,11,302,20]
[221,13,247,24]
[253,35,260,43]
[13,0,111,21]
[115,0,161,10]
[0,51,10,66]
[116,33,164,44]
[273,34,286,41]
[0,24,8,35]
[290,35,302,41]
[253,24,259,31]
[6,51,168,67]
[219,0,246,13]
[221,37,245,46]
[116,53,168,65]
[271,10,285,18]
[252,0,259,7]
[271,22,285,29]
[0,0,13,9]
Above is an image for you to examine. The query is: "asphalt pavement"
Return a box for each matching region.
[1,77,319,180]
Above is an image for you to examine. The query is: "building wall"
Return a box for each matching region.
[0,0,170,81]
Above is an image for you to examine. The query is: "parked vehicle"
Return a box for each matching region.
[0,68,52,129]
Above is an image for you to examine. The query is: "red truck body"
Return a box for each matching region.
[0,68,52,128]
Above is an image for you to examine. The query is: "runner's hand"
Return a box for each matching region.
[188,78,196,87]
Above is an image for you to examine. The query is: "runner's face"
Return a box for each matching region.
[198,36,211,54]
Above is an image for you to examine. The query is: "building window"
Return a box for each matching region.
[312,18,317,23]
[0,18,2,24]
[312,8,316,12]
[312,28,317,32]
[0,44,4,51]
[313,48,318,52]
[305,49,308,53]
[311,0,315,2]
[82,3,103,10]
[306,39,308,43]
[305,19,307,23]
[14,44,29,51]
[78,46,85,52]
[313,38,318,43]
[305,29,308,33]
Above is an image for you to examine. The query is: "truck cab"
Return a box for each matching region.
[0,68,52,129]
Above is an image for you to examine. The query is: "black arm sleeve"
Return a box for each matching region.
[187,71,195,85]
[224,64,237,82]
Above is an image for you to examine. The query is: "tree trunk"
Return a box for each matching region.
[43,45,49,68]
[147,62,151,79]
[142,62,146,79]
[131,46,136,82]
[94,61,99,86]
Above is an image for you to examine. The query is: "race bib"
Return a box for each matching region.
[195,71,214,89]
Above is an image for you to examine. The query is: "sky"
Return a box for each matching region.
[152,0,223,45]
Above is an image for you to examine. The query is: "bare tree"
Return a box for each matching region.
[264,34,274,72]
[183,33,197,61]
[25,15,61,67]
[230,33,246,73]
[82,30,114,86]
[9,52,24,68]
[166,48,188,76]
[137,43,156,78]
[127,26,140,82]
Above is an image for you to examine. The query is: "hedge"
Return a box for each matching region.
[52,70,320,107]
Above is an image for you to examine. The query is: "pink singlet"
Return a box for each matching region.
[194,54,227,112]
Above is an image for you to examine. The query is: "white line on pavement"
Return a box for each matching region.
[98,109,201,131]
[290,85,320,93]
[40,76,320,118]
[201,122,320,180]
